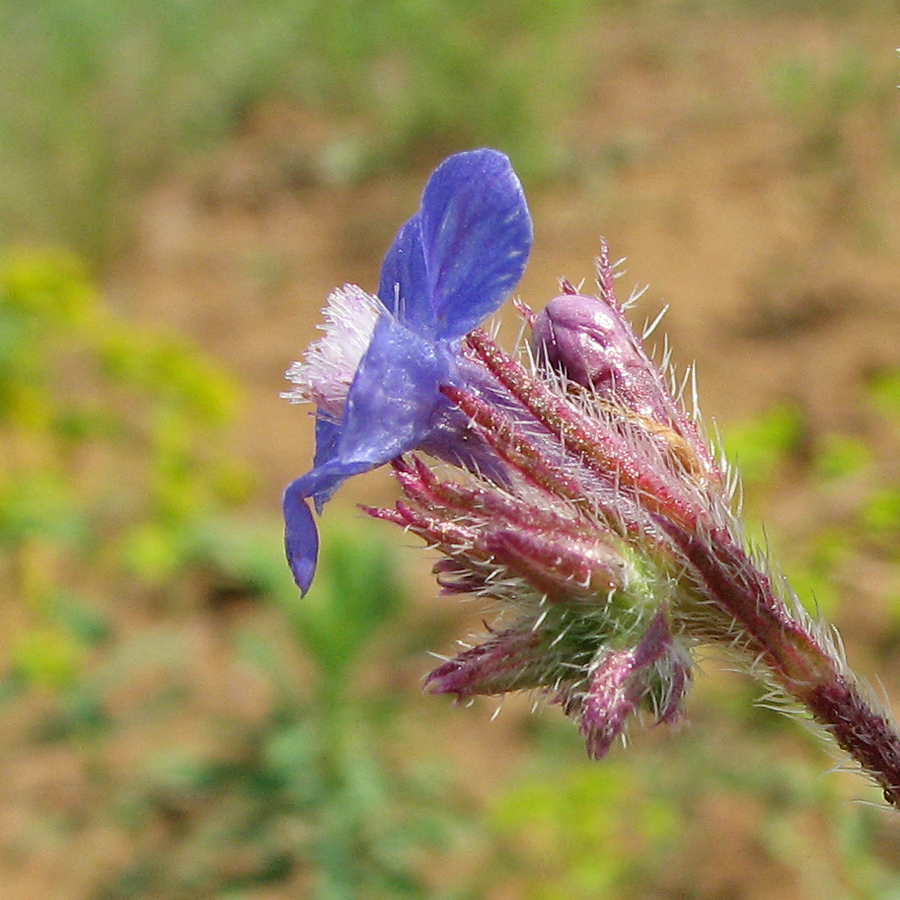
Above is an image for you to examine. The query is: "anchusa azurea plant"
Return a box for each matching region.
[282,149,900,804]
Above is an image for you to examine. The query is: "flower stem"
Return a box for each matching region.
[666,521,900,807]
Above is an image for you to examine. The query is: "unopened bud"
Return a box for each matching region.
[533,293,717,483]
[532,293,665,421]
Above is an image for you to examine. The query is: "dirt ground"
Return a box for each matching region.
[5,6,900,899]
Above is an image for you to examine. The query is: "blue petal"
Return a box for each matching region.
[294,456,372,515]
[420,149,533,337]
[378,149,533,340]
[285,150,533,596]
[338,313,452,463]
[313,414,342,470]
[311,414,344,513]
[283,314,453,593]
[283,479,319,595]
[304,305,450,510]
[376,216,432,335]
[283,455,373,593]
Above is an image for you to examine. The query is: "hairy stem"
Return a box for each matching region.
[667,522,900,807]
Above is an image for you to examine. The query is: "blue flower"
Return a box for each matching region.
[283,149,533,594]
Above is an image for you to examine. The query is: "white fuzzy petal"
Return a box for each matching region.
[282,284,381,415]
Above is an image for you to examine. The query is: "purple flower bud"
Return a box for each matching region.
[531,246,717,485]
[532,292,657,409]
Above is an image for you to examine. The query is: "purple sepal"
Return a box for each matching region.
[578,611,687,758]
[425,627,544,698]
[578,647,643,759]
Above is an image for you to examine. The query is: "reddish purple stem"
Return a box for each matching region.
[664,519,900,806]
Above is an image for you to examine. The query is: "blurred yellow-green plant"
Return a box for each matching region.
[489,720,900,900]
[764,42,899,238]
[0,249,248,688]
[100,517,486,900]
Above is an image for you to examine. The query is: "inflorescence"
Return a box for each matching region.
[282,149,900,805]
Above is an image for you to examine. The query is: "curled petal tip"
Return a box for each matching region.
[283,480,319,595]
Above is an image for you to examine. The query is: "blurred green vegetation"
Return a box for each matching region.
[720,378,900,627]
[0,249,249,688]
[490,723,900,899]
[97,517,485,900]
[2,0,897,262]
[0,0,596,262]
[763,41,900,241]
